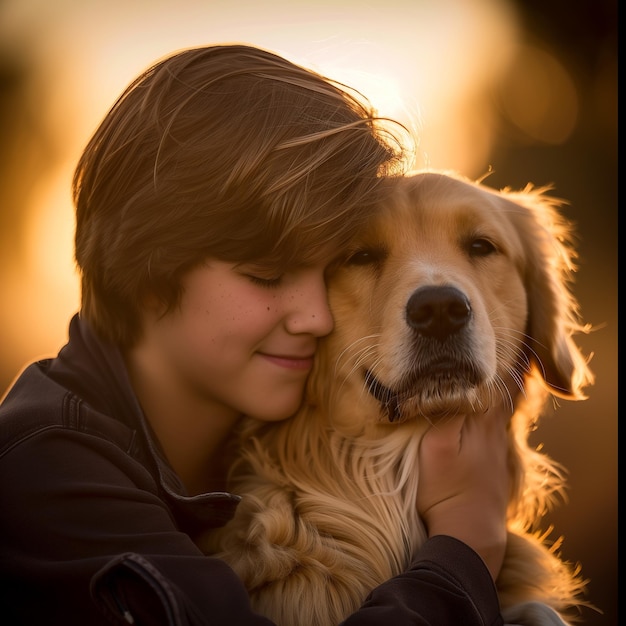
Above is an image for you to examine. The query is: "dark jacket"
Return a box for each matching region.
[0,314,503,625]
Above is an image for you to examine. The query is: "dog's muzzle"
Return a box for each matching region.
[364,285,483,423]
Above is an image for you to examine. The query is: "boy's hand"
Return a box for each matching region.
[417,405,511,580]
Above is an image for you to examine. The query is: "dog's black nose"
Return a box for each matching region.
[405,285,472,341]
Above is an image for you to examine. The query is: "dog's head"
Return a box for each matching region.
[307,171,593,428]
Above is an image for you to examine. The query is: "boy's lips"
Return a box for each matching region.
[258,352,315,371]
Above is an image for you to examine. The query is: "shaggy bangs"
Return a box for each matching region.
[74,44,412,346]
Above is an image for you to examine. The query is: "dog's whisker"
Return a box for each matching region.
[331,339,380,397]
[334,335,381,375]
[496,325,556,378]
[347,346,381,388]
[490,374,516,414]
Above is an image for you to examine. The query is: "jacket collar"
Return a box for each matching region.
[55,314,241,530]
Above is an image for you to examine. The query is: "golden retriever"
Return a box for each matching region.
[204,171,594,626]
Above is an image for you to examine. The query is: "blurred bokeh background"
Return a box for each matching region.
[0,1,616,623]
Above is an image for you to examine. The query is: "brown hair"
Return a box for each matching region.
[73,44,410,346]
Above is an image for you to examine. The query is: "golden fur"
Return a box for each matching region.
[203,171,594,626]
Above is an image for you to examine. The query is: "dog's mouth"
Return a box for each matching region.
[364,360,483,423]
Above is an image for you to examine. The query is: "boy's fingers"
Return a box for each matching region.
[420,414,466,455]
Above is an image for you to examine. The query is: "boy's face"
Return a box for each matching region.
[131,259,334,423]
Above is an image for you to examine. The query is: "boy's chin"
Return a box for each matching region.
[247,397,305,423]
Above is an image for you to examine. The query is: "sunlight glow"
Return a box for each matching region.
[498,44,579,144]
[0,0,524,377]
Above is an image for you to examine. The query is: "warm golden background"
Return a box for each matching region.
[0,1,616,623]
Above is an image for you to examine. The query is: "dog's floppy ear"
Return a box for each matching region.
[503,186,594,400]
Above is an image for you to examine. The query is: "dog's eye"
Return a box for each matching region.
[469,238,498,257]
[345,247,386,266]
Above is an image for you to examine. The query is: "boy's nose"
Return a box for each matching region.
[285,276,334,337]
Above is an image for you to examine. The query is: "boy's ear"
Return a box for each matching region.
[141,291,168,315]
[505,187,594,400]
